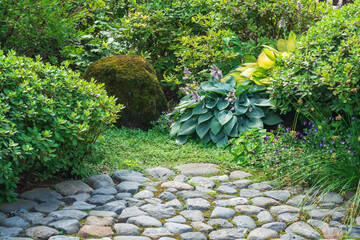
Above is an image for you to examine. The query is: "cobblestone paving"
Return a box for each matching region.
[0,163,359,240]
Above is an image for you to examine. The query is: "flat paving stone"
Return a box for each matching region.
[63,201,96,210]
[210,207,236,219]
[285,221,321,239]
[207,219,233,228]
[48,220,80,234]
[55,181,93,196]
[191,222,214,234]
[0,216,30,228]
[140,204,176,219]
[161,181,194,191]
[25,226,59,239]
[48,210,87,221]
[0,227,24,237]
[17,212,43,225]
[95,200,127,214]
[118,207,148,222]
[240,189,263,198]
[186,198,211,210]
[229,170,252,179]
[214,197,249,207]
[180,232,207,240]
[188,177,215,189]
[143,227,173,238]
[251,197,280,208]
[19,188,63,203]
[127,216,162,227]
[91,187,117,196]
[278,213,300,222]
[62,193,90,203]
[159,192,177,201]
[320,192,344,204]
[209,175,229,182]
[89,210,117,218]
[164,223,193,234]
[77,225,114,237]
[248,182,272,191]
[48,236,80,240]
[116,181,142,194]
[0,199,38,214]
[177,190,211,199]
[114,223,140,235]
[262,222,286,231]
[133,190,154,199]
[34,201,61,213]
[146,167,175,180]
[85,216,114,226]
[175,163,220,176]
[165,199,183,210]
[257,210,275,223]
[264,190,291,202]
[173,175,189,182]
[209,228,247,240]
[270,205,299,215]
[114,237,151,240]
[286,195,313,207]
[112,170,150,183]
[166,215,187,223]
[216,185,237,194]
[86,174,115,189]
[233,215,257,229]
[180,210,204,222]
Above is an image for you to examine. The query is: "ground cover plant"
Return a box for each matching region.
[0,51,122,202]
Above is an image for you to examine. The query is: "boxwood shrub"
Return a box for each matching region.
[0,51,123,202]
[270,2,360,118]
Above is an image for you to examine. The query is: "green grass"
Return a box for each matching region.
[90,126,238,173]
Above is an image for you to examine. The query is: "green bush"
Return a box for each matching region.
[0,0,105,63]
[270,1,360,118]
[119,0,326,85]
[0,51,122,202]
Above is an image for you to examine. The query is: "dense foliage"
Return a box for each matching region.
[0,51,122,202]
[270,1,360,118]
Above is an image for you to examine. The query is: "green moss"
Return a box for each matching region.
[84,55,168,129]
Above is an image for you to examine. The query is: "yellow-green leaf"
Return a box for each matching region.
[263,49,276,62]
[257,52,275,69]
[277,39,287,52]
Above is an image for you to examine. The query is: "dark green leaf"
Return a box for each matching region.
[210,117,222,135]
[224,75,236,87]
[217,98,229,111]
[246,106,265,119]
[224,116,237,135]
[201,132,211,144]
[170,121,181,137]
[176,135,188,145]
[218,110,233,125]
[206,98,218,109]
[210,130,225,143]
[249,85,266,93]
[198,112,213,124]
[254,99,274,107]
[193,103,208,115]
[262,112,283,125]
[245,118,264,129]
[178,119,197,135]
[196,120,211,139]
[235,101,248,115]
[217,135,228,148]
[180,110,193,122]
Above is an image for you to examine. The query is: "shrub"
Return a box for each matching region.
[119,0,326,85]
[270,2,360,118]
[0,51,122,202]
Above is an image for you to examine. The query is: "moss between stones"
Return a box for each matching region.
[83,55,168,129]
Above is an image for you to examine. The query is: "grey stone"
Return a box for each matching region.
[165,188,178,193]
[216,185,237,194]
[257,211,275,223]
[278,213,300,222]
[262,222,286,231]
[25,226,59,239]
[48,220,80,234]
[286,195,313,207]
[180,232,207,240]
[229,171,252,180]
[0,213,6,220]
[17,212,43,225]
[280,233,304,240]
[251,197,280,208]
[146,167,175,180]
[95,200,127,214]
[47,210,87,221]
[191,222,213,234]
[161,181,194,191]
[124,198,146,208]
[89,210,117,218]
[248,182,272,191]
[209,228,247,240]
[127,215,162,227]
[34,201,61,213]
[233,215,257,229]
[159,238,177,240]
[0,227,23,237]
[48,236,80,240]
[186,198,210,210]
[133,190,154,199]
[177,190,211,199]
[308,209,332,220]
[209,175,229,182]
[215,194,237,199]
[143,227,173,238]
[166,215,187,223]
[62,193,90,203]
[285,221,321,239]
[164,199,183,210]
[55,180,93,196]
[85,216,115,226]
[140,204,176,219]
[144,186,158,192]
[116,192,132,200]
[207,219,233,228]
[63,201,96,210]
[229,179,253,189]
[0,237,31,240]
[159,192,177,201]
[270,205,299,215]
[240,189,262,198]
[118,207,148,222]
[247,227,279,240]
[145,198,162,204]
[188,177,215,189]
[173,175,189,182]
[114,223,140,235]
[0,200,38,214]
[114,237,151,240]
[180,210,204,222]
[116,181,142,194]
[164,223,192,234]
[19,188,63,203]
[332,211,345,221]
[0,216,29,229]
[320,192,344,204]
[91,187,117,196]
[210,207,236,219]
[356,216,360,225]
[32,216,55,226]
[112,170,150,183]
[214,197,248,207]
[307,219,344,239]
[349,226,360,238]
[195,186,216,193]
[235,205,265,215]
[175,163,220,176]
[86,174,115,189]
[264,190,291,202]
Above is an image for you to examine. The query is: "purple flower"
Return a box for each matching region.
[330,140,334,144]
[252,149,256,153]
[352,116,356,120]
[330,148,333,153]
[276,162,280,165]
[348,134,351,137]
[286,127,290,132]
[303,121,307,125]
[210,65,223,81]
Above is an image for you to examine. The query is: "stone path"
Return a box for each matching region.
[0,163,359,240]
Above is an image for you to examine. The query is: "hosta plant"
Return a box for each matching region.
[169,66,282,147]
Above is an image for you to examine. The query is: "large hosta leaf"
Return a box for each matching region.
[170,121,181,137]
[257,51,275,69]
[246,106,265,119]
[245,118,264,129]
[262,112,283,125]
[277,39,287,52]
[210,117,222,135]
[210,130,225,143]
[180,111,193,122]
[178,119,197,135]
[206,98,218,109]
[193,104,208,115]
[176,135,188,145]
[224,116,237,135]
[217,99,229,111]
[196,120,211,139]
[254,99,274,107]
[218,110,233,125]
[235,101,248,115]
[217,135,228,148]
[201,132,211,144]
[198,112,213,124]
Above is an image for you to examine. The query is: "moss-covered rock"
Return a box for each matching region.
[84,55,168,128]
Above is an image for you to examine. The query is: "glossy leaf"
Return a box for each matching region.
[178,119,197,135]
[210,117,222,135]
[170,121,181,137]
[206,98,218,109]
[246,106,265,119]
[262,112,283,125]
[245,118,264,129]
[176,135,188,145]
[218,110,233,125]
[180,110,193,122]
[198,112,213,123]
[254,99,274,107]
[224,116,237,135]
[217,99,229,111]
[193,103,208,115]
[196,120,211,139]
[217,135,228,148]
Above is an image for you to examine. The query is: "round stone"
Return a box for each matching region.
[229,170,252,180]
[114,223,140,235]
[188,177,215,189]
[247,227,279,240]
[146,167,175,180]
[25,226,59,239]
[285,221,321,239]
[233,215,257,229]
[174,163,220,176]
[186,198,211,211]
[210,207,236,219]
[164,223,193,234]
